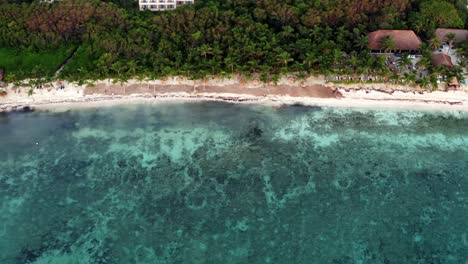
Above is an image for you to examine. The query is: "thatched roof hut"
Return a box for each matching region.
[368,30,422,52]
[447,77,459,90]
[435,28,468,43]
[432,53,454,69]
[449,77,458,85]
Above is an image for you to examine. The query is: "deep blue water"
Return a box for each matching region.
[0,102,467,263]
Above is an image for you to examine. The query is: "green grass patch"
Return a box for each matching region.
[0,46,75,81]
[59,44,98,81]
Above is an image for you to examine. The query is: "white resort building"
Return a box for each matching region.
[139,0,194,11]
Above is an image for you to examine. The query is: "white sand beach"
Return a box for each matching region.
[1,76,468,112]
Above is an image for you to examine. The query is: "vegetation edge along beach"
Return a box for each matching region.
[2,76,468,113]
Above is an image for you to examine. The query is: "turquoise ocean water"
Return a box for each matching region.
[0,102,467,263]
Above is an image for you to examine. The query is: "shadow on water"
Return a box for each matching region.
[0,107,34,123]
[277,103,322,115]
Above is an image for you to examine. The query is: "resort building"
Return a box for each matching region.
[435,28,468,44]
[432,28,466,67]
[139,0,194,11]
[368,30,422,54]
[447,77,460,90]
[432,53,454,69]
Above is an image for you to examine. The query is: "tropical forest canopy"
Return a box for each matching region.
[0,0,466,81]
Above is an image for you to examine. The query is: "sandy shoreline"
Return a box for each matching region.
[1,77,468,112]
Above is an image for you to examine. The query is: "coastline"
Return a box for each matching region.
[1,77,468,112]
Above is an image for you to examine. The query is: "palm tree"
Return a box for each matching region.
[446,33,456,47]
[303,52,316,70]
[446,33,456,52]
[372,55,387,74]
[223,56,237,74]
[451,66,464,81]
[380,36,395,53]
[27,79,38,97]
[412,21,424,35]
[417,77,430,89]
[198,44,213,60]
[295,71,307,82]
[111,61,124,76]
[429,38,441,50]
[278,51,293,68]
[354,35,369,50]
[416,58,429,71]
[399,55,413,70]
[5,72,17,83]
[357,65,370,76]
[279,26,295,40]
[349,55,359,71]
[390,72,400,83]
[211,45,223,61]
[247,60,259,72]
[271,74,280,85]
[28,88,35,97]
[126,60,138,77]
[458,58,466,68]
[429,74,439,90]
[403,72,417,85]
[97,53,114,76]
[208,60,221,75]
[260,65,272,76]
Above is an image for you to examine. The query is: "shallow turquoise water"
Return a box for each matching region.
[0,103,467,263]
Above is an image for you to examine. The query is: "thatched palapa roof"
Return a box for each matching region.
[435,28,468,43]
[449,77,458,86]
[368,30,422,51]
[432,53,453,68]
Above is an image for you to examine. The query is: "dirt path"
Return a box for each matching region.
[53,47,79,78]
